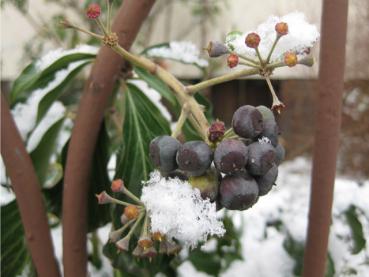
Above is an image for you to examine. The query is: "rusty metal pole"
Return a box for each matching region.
[303,1,348,276]
[1,94,60,277]
[62,1,156,276]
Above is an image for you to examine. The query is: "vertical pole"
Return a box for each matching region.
[1,94,60,277]
[303,1,348,276]
[62,1,156,276]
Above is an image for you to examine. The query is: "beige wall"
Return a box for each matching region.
[1,0,368,80]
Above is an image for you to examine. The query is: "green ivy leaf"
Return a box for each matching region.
[115,83,170,196]
[30,117,65,186]
[10,52,95,106]
[1,201,31,277]
[345,205,366,254]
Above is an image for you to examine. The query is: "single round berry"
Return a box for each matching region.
[256,105,275,122]
[227,53,239,68]
[245,32,261,48]
[206,41,229,57]
[275,22,289,36]
[256,165,278,196]
[219,174,259,210]
[208,120,226,143]
[284,52,298,67]
[176,141,213,176]
[247,141,276,176]
[260,120,279,146]
[189,168,220,201]
[149,135,180,173]
[86,3,101,19]
[275,144,285,165]
[232,105,264,139]
[214,139,248,174]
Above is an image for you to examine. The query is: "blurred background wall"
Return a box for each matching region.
[1,0,369,177]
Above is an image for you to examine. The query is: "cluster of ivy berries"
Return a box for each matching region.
[150,105,285,211]
[96,179,181,259]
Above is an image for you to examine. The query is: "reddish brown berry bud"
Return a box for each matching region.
[86,3,101,19]
[227,54,239,68]
[124,205,139,220]
[275,22,289,36]
[138,236,153,249]
[206,41,229,57]
[272,101,286,114]
[284,52,298,67]
[111,179,124,192]
[208,120,226,142]
[245,32,261,48]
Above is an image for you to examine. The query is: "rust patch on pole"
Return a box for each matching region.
[62,1,156,276]
[303,1,348,276]
[1,94,60,277]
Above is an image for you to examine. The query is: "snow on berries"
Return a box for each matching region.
[226,12,320,62]
[141,171,225,248]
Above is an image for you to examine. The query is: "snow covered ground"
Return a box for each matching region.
[177,158,369,277]
[45,157,369,276]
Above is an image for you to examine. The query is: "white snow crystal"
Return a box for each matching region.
[146,41,209,68]
[35,44,98,70]
[141,171,225,247]
[258,136,271,144]
[227,12,320,62]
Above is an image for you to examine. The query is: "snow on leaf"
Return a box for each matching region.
[145,41,209,68]
[141,171,225,248]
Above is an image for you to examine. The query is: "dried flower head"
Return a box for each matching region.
[86,3,101,19]
[275,22,289,36]
[208,120,226,142]
[227,53,239,68]
[272,100,286,114]
[116,236,130,251]
[284,52,298,67]
[124,205,139,220]
[111,179,124,192]
[142,246,157,259]
[138,236,154,250]
[95,191,113,204]
[132,245,143,257]
[152,231,165,242]
[245,32,261,48]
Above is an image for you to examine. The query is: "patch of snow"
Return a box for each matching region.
[228,12,320,62]
[26,101,66,152]
[12,60,85,140]
[141,171,225,248]
[35,44,98,70]
[146,41,209,68]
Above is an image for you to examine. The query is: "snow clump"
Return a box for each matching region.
[141,171,225,248]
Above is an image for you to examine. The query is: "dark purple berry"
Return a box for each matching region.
[261,120,279,146]
[275,144,285,165]
[256,105,275,122]
[176,141,213,176]
[219,174,259,210]
[214,139,248,174]
[232,105,264,139]
[189,168,220,202]
[149,136,180,173]
[246,141,276,176]
[256,165,278,196]
[257,106,279,146]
